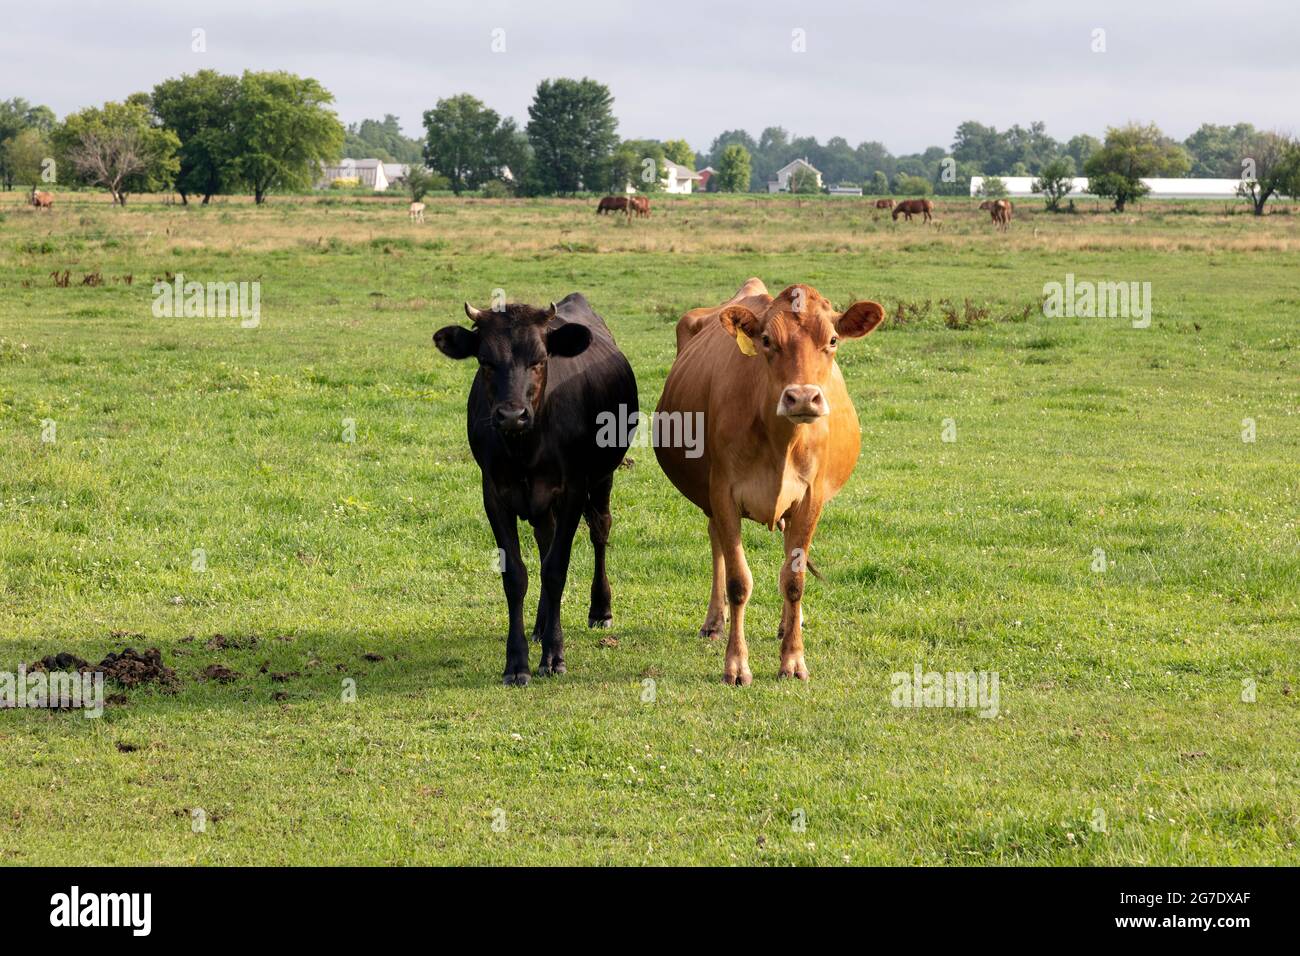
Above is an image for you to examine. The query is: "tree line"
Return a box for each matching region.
[0,72,343,205]
[3,73,1297,214]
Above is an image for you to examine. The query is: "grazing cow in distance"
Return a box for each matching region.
[409,202,426,222]
[628,196,650,218]
[996,199,1013,229]
[979,199,1012,230]
[434,295,639,686]
[30,189,54,209]
[874,198,894,210]
[655,278,886,685]
[597,196,628,214]
[892,198,933,222]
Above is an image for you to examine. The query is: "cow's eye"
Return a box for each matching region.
[760,334,771,348]
[828,336,839,348]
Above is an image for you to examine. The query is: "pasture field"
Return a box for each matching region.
[0,191,1297,865]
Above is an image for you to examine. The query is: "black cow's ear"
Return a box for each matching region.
[836,301,886,339]
[434,325,479,359]
[546,322,592,358]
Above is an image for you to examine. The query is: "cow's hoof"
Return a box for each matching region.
[699,625,723,641]
[503,671,531,687]
[588,615,613,629]
[722,669,753,687]
[778,655,809,680]
[537,662,567,677]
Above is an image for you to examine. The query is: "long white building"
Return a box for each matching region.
[969,176,1245,199]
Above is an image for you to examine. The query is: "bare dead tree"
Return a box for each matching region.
[66,128,148,205]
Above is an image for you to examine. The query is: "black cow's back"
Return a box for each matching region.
[539,293,638,469]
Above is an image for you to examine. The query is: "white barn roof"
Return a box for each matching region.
[969,176,1244,199]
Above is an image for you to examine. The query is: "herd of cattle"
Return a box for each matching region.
[24,186,1011,230]
[435,278,885,686]
[593,193,1010,228]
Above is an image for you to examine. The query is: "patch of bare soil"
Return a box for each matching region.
[198,664,239,683]
[27,646,181,693]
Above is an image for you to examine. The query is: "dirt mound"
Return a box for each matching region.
[198,664,239,683]
[30,652,90,671]
[27,645,181,693]
[98,648,181,691]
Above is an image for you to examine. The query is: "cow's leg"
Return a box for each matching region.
[529,510,556,642]
[699,517,727,640]
[777,499,822,680]
[710,485,752,685]
[484,487,530,686]
[537,487,585,676]
[585,473,614,628]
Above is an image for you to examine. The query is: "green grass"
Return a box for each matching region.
[0,192,1297,864]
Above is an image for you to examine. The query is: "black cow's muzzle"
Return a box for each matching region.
[493,404,532,434]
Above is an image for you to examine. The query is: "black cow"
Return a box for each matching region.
[433,294,639,685]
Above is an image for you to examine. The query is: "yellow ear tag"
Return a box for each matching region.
[735,331,757,356]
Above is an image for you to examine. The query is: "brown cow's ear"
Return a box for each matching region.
[546,322,592,358]
[434,325,479,360]
[718,305,760,338]
[836,301,886,339]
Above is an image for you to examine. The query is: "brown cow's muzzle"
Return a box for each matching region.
[778,385,828,423]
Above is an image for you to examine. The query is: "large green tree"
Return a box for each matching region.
[232,71,343,204]
[422,95,524,195]
[1063,134,1101,171]
[0,97,55,190]
[53,99,180,205]
[661,139,695,170]
[5,127,53,189]
[151,70,241,204]
[1084,123,1190,211]
[611,138,665,193]
[1183,123,1256,178]
[525,78,618,194]
[716,144,751,193]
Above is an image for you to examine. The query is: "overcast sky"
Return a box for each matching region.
[3,1,1297,156]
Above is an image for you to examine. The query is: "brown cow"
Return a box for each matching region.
[597,196,628,214]
[874,198,894,210]
[654,278,886,685]
[628,195,650,218]
[30,189,53,209]
[891,198,933,222]
[978,199,1012,230]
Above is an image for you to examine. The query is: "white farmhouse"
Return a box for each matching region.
[768,158,822,193]
[661,159,702,194]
